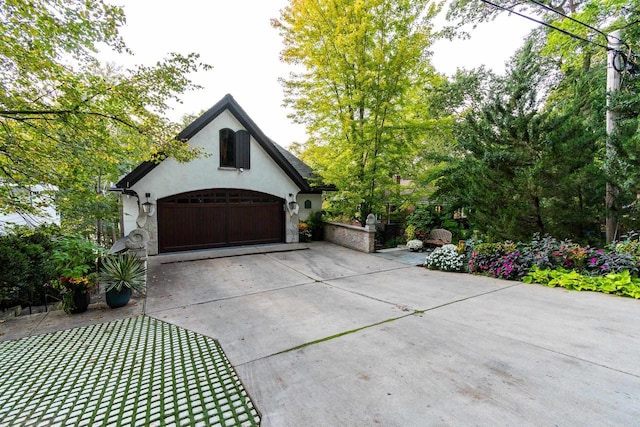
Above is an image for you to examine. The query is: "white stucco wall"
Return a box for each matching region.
[297,193,323,221]
[121,110,306,254]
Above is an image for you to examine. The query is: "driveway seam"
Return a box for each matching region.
[236,282,522,367]
[144,280,320,315]
[265,251,419,283]
[325,278,520,314]
[432,315,640,379]
[236,311,418,368]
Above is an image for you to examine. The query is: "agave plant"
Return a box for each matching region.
[100,253,146,293]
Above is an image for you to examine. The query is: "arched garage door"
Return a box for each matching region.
[157,189,284,253]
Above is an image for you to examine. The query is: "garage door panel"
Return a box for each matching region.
[158,190,284,253]
[228,203,283,245]
[158,204,227,252]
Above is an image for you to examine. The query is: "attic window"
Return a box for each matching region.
[219,128,250,169]
[220,128,235,167]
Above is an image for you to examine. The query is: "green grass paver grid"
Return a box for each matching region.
[0,315,260,427]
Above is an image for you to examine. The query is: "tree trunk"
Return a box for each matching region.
[533,196,544,234]
[606,182,619,243]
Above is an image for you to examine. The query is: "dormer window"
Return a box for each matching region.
[219,128,250,169]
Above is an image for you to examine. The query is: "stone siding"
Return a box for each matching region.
[323,222,375,253]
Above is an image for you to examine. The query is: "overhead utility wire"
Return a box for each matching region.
[478,0,611,51]
[526,0,626,47]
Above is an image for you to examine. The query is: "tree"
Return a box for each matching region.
[444,0,640,241]
[433,40,606,242]
[0,0,209,239]
[448,0,640,240]
[273,0,442,222]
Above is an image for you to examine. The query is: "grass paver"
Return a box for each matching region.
[0,315,260,427]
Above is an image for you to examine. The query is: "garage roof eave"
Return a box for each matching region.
[114,161,157,190]
[116,94,318,193]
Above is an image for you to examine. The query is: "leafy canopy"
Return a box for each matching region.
[274,0,442,222]
[0,0,210,226]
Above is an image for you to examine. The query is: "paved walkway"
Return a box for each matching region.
[373,246,429,266]
[0,316,259,426]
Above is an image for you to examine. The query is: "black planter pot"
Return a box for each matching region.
[105,287,132,309]
[311,227,324,241]
[70,290,90,314]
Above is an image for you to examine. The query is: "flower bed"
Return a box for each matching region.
[423,233,640,299]
[424,244,465,272]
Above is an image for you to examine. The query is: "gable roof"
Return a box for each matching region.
[115,94,320,193]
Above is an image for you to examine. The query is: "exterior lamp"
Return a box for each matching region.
[286,193,299,216]
[141,193,155,216]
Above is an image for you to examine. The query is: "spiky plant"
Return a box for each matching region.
[100,253,146,293]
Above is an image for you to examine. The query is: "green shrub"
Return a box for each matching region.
[524,267,640,299]
[0,241,31,308]
[100,253,146,293]
[50,235,104,281]
[0,225,61,309]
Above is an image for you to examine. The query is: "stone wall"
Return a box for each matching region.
[323,221,376,253]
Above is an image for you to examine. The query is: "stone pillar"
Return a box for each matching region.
[285,193,300,243]
[125,228,150,260]
[286,213,300,243]
[365,213,376,231]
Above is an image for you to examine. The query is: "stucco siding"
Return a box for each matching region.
[297,194,323,221]
[128,111,300,204]
[121,110,306,253]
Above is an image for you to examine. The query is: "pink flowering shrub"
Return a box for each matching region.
[468,233,638,281]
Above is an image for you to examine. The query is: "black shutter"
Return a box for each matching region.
[235,130,251,169]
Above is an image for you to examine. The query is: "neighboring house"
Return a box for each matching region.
[0,185,60,233]
[112,94,325,255]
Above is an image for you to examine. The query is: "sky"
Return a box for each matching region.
[107,0,537,148]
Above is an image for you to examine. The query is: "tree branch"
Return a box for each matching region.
[0,109,141,131]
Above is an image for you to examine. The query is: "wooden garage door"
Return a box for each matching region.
[157,189,284,253]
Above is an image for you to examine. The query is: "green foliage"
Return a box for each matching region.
[305,211,323,232]
[274,0,443,222]
[405,204,468,242]
[523,267,640,299]
[49,234,104,313]
[0,0,209,231]
[0,242,30,308]
[404,224,417,240]
[612,232,640,262]
[434,40,605,242]
[0,225,61,309]
[50,235,104,281]
[405,206,437,239]
[99,253,146,293]
[443,0,640,240]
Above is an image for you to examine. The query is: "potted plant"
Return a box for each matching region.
[306,211,324,241]
[50,235,103,314]
[406,239,424,252]
[99,252,146,309]
[298,221,312,242]
[54,276,96,314]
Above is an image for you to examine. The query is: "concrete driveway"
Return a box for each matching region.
[145,242,640,426]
